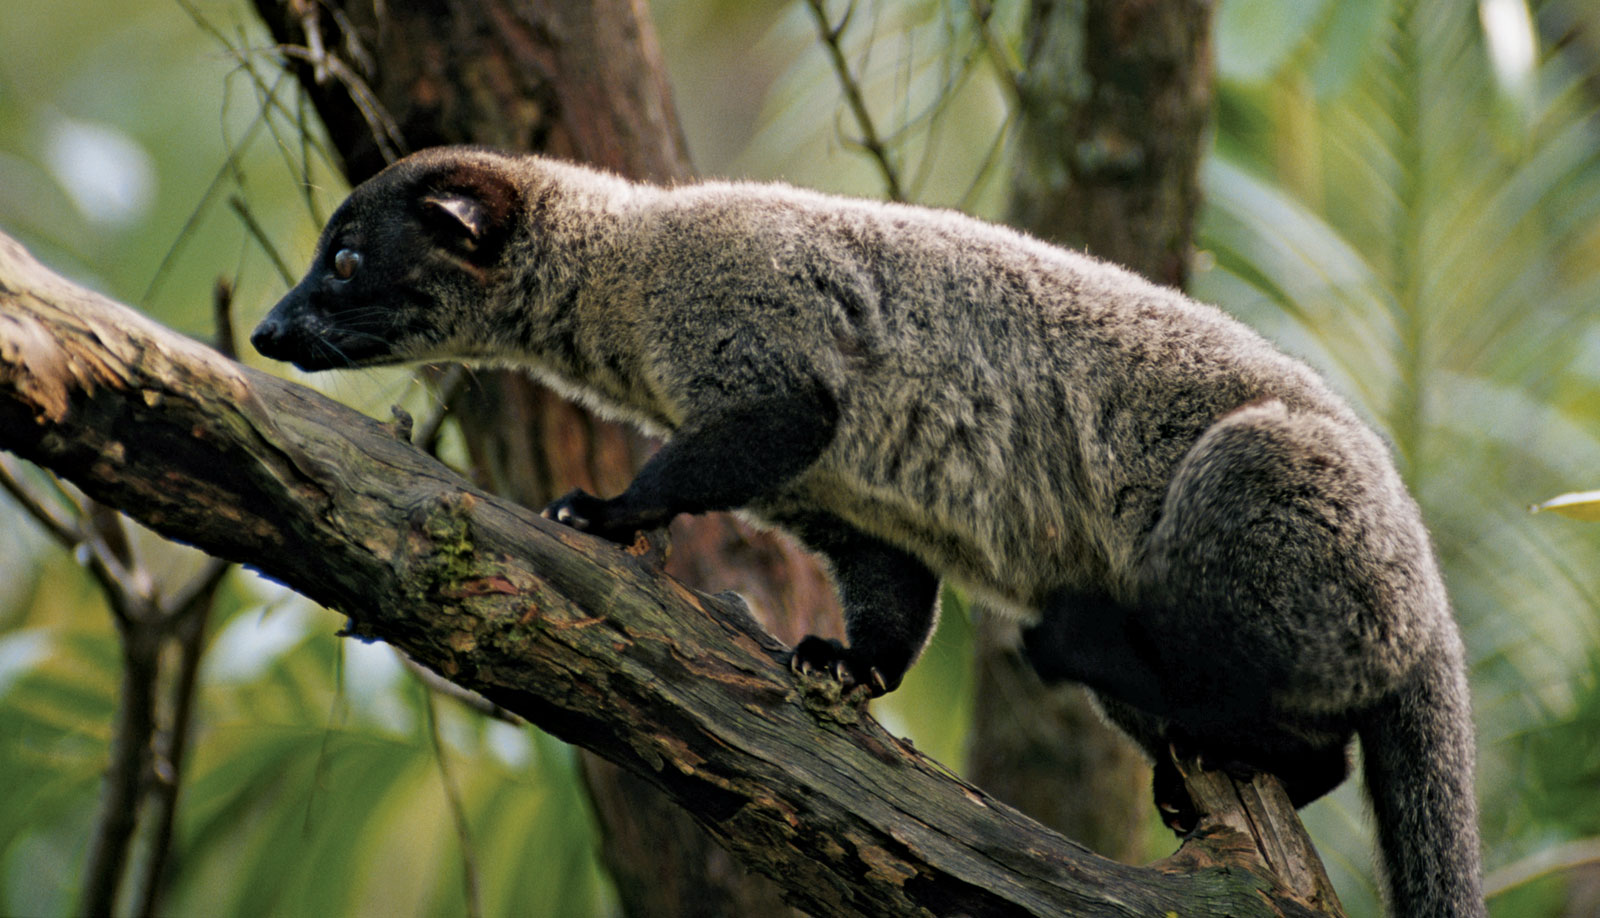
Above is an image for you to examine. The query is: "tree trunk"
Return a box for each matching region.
[248,1,827,913]
[1007,0,1213,289]
[970,0,1217,863]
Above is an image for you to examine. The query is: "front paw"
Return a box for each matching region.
[786,636,892,697]
[542,488,634,544]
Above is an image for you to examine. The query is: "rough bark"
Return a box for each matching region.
[248,2,830,913]
[1007,0,1214,289]
[969,0,1217,863]
[0,230,1344,918]
[249,0,688,185]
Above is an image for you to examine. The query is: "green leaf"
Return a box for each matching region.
[1216,0,1336,83]
[1306,0,1388,97]
[1529,491,1600,521]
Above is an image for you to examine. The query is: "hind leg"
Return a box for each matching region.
[1132,404,1400,808]
[1027,402,1417,811]
[1132,402,1428,728]
[1276,741,1353,808]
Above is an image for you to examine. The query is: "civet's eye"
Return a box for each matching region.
[332,248,362,280]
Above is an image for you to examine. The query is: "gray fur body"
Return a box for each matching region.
[253,148,1484,917]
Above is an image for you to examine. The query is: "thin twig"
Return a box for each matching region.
[234,48,339,222]
[86,502,135,569]
[161,557,233,628]
[400,653,523,725]
[1485,836,1600,898]
[156,3,353,306]
[901,19,991,200]
[804,0,906,202]
[0,455,81,546]
[134,561,229,918]
[423,688,483,918]
[141,87,282,304]
[957,110,1017,213]
[2,456,151,626]
[212,277,238,359]
[183,0,343,217]
[228,195,298,286]
[80,622,160,918]
[298,0,330,83]
[277,43,406,164]
[82,536,157,627]
[296,86,325,226]
[243,65,330,216]
[415,365,471,457]
[157,0,344,304]
[176,0,343,169]
[967,0,1022,104]
[324,1,377,77]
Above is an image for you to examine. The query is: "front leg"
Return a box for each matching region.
[544,378,838,543]
[778,512,942,696]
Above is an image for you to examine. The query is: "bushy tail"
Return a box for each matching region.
[1359,639,1485,918]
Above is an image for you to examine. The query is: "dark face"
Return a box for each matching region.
[251,152,520,371]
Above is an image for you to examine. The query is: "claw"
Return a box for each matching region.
[790,636,869,693]
[787,651,814,677]
[868,667,888,695]
[543,489,610,536]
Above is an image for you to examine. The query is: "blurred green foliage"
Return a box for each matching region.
[2,0,1600,915]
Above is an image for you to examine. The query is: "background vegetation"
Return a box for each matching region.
[2,0,1599,915]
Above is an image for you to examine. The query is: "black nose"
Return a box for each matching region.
[250,314,286,355]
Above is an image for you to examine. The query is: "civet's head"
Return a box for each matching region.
[252,147,586,371]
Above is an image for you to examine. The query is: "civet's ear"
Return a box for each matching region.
[420,162,520,257]
[422,193,490,242]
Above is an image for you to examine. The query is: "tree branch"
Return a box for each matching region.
[80,612,158,918]
[133,556,228,918]
[0,229,1337,917]
[804,0,907,202]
